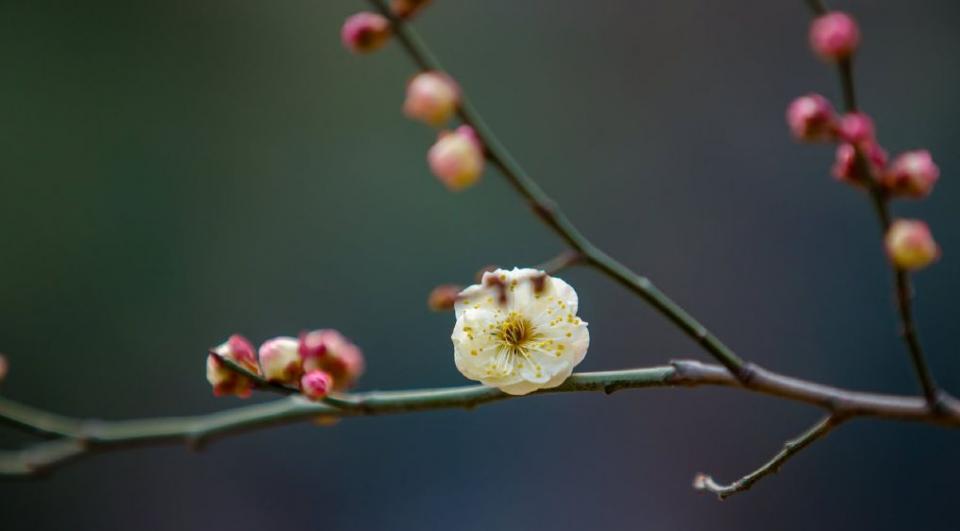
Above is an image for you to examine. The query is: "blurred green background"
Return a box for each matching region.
[2,1,959,529]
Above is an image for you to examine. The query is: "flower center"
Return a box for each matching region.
[495,312,540,357]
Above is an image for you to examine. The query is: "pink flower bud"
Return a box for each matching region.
[206,335,260,398]
[298,329,365,390]
[809,12,860,61]
[832,141,888,185]
[428,284,462,311]
[882,150,940,198]
[341,12,391,54]
[392,0,432,19]
[886,220,940,271]
[259,337,302,384]
[300,370,334,401]
[837,112,875,145]
[786,94,836,142]
[404,72,460,126]
[428,125,484,191]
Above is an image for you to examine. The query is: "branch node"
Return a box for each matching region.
[736,363,759,387]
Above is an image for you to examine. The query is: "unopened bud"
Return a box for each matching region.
[786,94,836,141]
[300,370,334,401]
[259,337,302,384]
[341,12,391,54]
[837,112,875,145]
[206,335,260,398]
[428,125,484,191]
[428,284,462,311]
[0,354,7,383]
[404,71,460,126]
[832,142,888,185]
[809,12,860,61]
[885,219,940,271]
[298,329,365,390]
[882,150,939,199]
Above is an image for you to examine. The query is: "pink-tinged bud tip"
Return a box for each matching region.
[299,329,340,363]
[786,93,836,142]
[298,329,365,390]
[428,284,462,311]
[428,125,484,191]
[882,150,939,199]
[837,112,875,145]
[341,12,391,54]
[404,71,461,127]
[300,370,334,401]
[259,337,302,384]
[809,12,860,61]
[885,220,940,271]
[206,335,260,398]
[832,141,888,186]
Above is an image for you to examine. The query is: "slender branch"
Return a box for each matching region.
[536,249,584,275]
[367,0,750,381]
[804,1,940,408]
[3,360,959,477]
[693,415,841,499]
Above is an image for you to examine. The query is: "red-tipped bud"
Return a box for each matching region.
[341,12,391,54]
[259,337,302,384]
[392,0,432,19]
[404,72,460,126]
[428,284,462,311]
[786,94,836,141]
[809,12,860,61]
[298,329,365,390]
[428,125,484,191]
[837,112,875,145]
[206,335,260,398]
[832,142,888,185]
[882,150,940,198]
[886,220,940,271]
[300,370,334,401]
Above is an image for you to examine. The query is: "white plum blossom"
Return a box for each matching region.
[452,267,589,395]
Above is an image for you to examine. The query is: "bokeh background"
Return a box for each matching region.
[2,1,959,529]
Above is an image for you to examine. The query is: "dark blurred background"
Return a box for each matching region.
[1,0,959,529]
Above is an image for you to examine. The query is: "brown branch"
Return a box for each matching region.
[694,415,841,499]
[3,359,959,477]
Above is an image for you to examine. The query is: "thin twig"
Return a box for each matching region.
[693,415,841,499]
[536,249,584,275]
[803,1,941,408]
[366,0,750,380]
[3,360,959,477]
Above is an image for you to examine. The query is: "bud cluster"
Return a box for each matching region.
[341,4,485,191]
[786,11,943,271]
[206,330,364,401]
